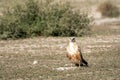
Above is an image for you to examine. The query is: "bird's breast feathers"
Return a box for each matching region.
[67,42,79,55]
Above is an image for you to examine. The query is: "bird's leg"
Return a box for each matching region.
[75,63,79,67]
[80,63,83,66]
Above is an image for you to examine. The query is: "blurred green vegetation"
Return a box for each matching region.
[0,0,91,39]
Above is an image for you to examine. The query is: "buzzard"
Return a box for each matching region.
[66,37,88,67]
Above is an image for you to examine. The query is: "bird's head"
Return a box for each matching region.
[69,37,76,42]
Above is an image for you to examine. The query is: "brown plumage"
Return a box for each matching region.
[66,37,88,67]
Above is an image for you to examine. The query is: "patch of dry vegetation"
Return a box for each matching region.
[97,1,120,18]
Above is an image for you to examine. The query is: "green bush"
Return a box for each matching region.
[97,1,120,18]
[0,0,91,39]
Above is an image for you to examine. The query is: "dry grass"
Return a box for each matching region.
[0,35,120,80]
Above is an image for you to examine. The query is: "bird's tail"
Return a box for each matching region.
[80,51,88,66]
[79,49,88,66]
[82,59,88,66]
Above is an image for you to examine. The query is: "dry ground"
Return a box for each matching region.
[0,35,120,80]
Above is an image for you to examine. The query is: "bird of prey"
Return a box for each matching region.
[66,37,88,67]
